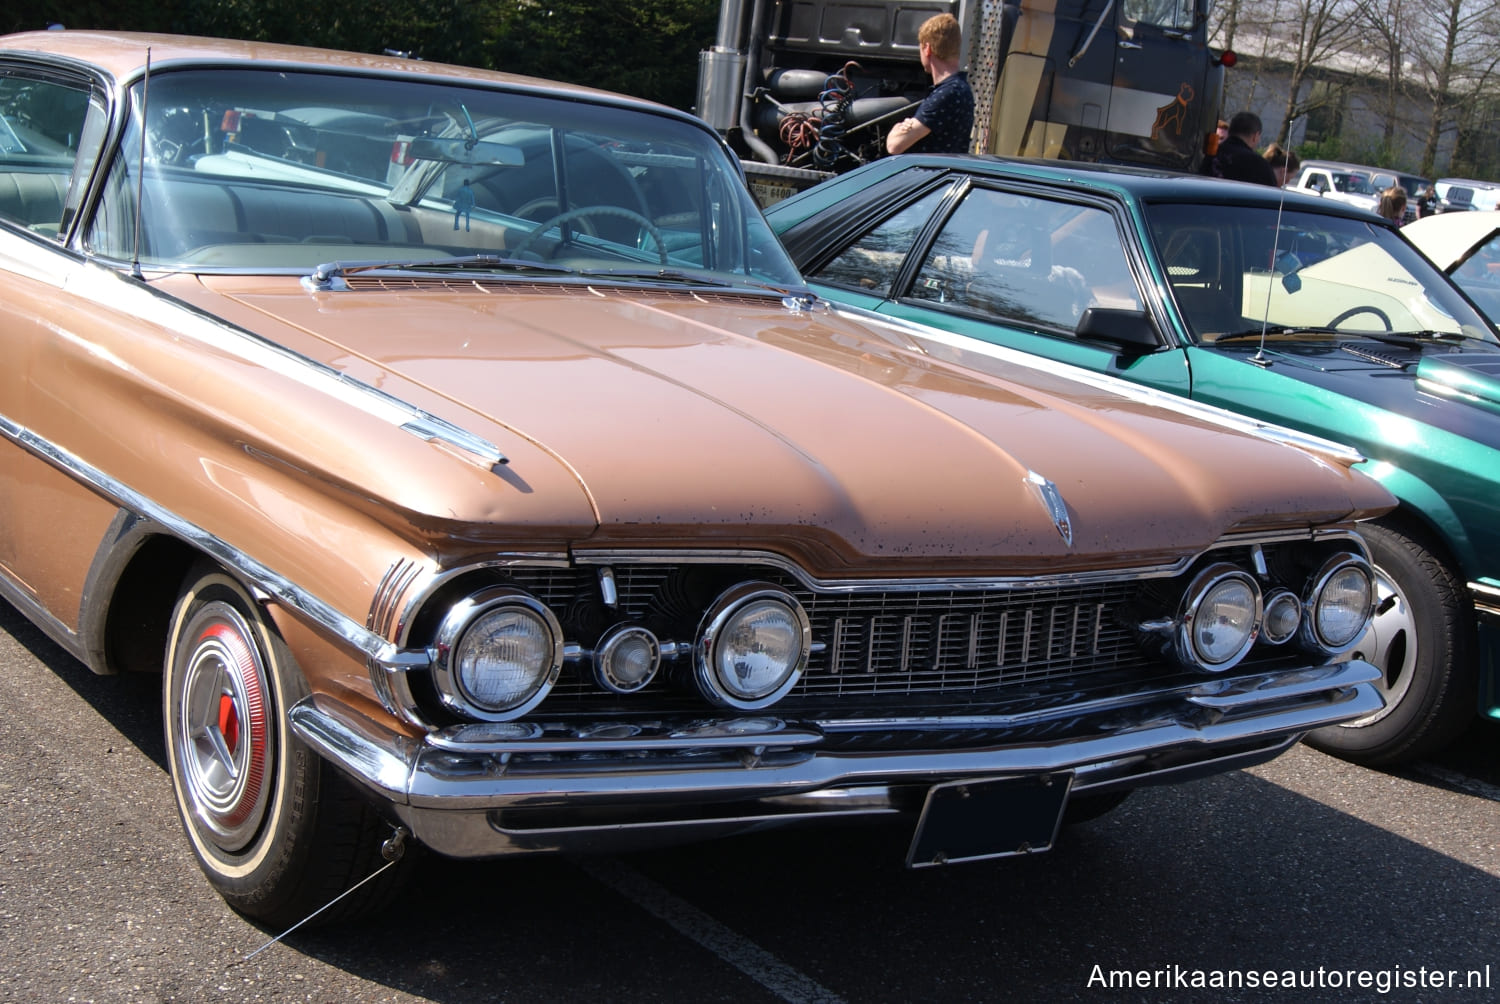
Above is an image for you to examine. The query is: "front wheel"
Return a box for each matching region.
[1304,521,1477,766]
[163,565,407,926]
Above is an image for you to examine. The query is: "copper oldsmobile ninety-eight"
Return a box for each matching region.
[0,31,1393,925]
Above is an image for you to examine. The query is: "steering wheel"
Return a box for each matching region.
[510,205,667,265]
[1328,305,1393,331]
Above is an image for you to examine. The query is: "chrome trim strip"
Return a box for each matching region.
[0,412,426,673]
[567,529,1364,594]
[1469,580,1500,618]
[824,300,1367,466]
[63,260,507,467]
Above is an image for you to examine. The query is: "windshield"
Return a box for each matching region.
[84,69,800,286]
[1332,172,1375,195]
[1146,203,1497,343]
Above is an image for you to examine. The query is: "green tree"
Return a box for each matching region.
[5,1,721,110]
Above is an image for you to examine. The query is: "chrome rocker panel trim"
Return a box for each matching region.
[289,659,1382,858]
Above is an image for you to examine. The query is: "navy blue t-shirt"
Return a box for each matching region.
[913,72,974,154]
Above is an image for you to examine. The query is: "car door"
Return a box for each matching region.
[0,62,111,609]
[799,176,1192,392]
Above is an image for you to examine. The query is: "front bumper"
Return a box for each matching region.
[289,660,1381,859]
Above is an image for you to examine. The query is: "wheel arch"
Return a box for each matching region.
[1357,463,1478,580]
[79,510,210,676]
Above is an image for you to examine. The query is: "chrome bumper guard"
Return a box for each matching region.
[289,660,1381,858]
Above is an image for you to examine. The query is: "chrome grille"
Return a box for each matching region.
[515,565,1152,705]
[797,583,1141,697]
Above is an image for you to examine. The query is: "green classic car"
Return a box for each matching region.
[767,155,1500,766]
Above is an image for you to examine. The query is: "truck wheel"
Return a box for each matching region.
[163,565,406,926]
[1305,521,1477,766]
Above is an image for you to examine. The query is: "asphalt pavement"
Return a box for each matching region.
[2,599,1496,1003]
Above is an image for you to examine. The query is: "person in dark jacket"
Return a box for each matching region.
[1203,112,1279,186]
[886,14,974,155]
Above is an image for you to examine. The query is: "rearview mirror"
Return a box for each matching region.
[406,136,525,167]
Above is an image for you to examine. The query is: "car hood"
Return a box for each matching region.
[161,274,1390,574]
[1214,336,1500,440]
[1403,210,1500,272]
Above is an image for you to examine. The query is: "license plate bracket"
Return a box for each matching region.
[906,773,1073,868]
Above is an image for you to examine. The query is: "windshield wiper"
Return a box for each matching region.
[1212,326,1469,346]
[569,266,814,298]
[304,254,576,289]
[571,266,738,287]
[1210,325,1342,342]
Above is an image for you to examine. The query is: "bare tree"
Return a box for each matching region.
[1274,0,1363,144]
[1408,0,1500,176]
[1354,0,1408,155]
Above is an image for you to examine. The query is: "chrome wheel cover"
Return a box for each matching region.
[173,603,274,850]
[1345,563,1417,727]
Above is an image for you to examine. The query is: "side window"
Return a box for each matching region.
[1122,0,1197,31]
[0,76,95,234]
[810,187,948,297]
[911,187,1140,331]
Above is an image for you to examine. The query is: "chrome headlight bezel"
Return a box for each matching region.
[431,586,564,721]
[1299,553,1375,656]
[694,582,811,710]
[1176,563,1263,673]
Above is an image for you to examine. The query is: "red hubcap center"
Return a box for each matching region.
[218,692,240,754]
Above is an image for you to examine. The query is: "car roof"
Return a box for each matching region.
[868,154,1386,221]
[0,29,664,111]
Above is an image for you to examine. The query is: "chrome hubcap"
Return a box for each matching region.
[1346,564,1416,727]
[175,605,273,849]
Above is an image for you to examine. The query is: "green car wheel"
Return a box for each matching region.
[1306,520,1478,766]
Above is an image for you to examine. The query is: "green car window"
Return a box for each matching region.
[811,187,948,297]
[910,188,1141,332]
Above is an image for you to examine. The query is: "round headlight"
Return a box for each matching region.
[1302,554,1374,654]
[1261,589,1302,645]
[695,583,811,709]
[1179,564,1261,672]
[594,625,661,694]
[433,587,563,720]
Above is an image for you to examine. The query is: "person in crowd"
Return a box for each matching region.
[1377,185,1408,224]
[1415,185,1439,218]
[886,14,974,155]
[1262,143,1300,187]
[1201,112,1279,185]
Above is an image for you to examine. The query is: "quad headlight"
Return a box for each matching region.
[694,582,811,709]
[1300,553,1375,655]
[1177,563,1262,672]
[432,587,564,720]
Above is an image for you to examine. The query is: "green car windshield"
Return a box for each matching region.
[1145,203,1498,344]
[84,68,801,287]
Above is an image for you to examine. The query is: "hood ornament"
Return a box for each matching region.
[1025,470,1073,547]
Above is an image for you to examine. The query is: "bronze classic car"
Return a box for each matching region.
[0,30,1393,926]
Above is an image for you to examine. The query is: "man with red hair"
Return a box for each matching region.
[886,13,974,155]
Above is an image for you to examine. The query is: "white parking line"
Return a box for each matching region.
[576,855,846,1004]
[1410,765,1500,803]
